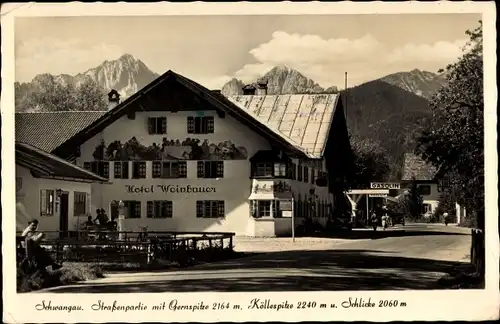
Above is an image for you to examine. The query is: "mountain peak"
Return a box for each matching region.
[379,69,448,99]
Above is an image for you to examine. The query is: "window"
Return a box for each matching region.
[40,189,55,216]
[197,161,224,178]
[74,191,87,216]
[123,200,141,218]
[147,201,173,218]
[304,166,309,183]
[114,161,129,179]
[187,116,214,134]
[297,165,303,181]
[274,163,287,177]
[148,117,167,134]
[83,161,109,178]
[152,161,187,178]
[438,176,451,192]
[196,200,224,218]
[256,200,272,217]
[311,169,316,184]
[254,162,273,177]
[418,185,431,196]
[132,162,147,179]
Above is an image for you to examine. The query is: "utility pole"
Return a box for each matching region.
[344,72,348,123]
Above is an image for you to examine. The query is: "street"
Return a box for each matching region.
[38,224,472,293]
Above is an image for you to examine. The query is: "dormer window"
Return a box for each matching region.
[255,163,273,177]
[274,162,287,177]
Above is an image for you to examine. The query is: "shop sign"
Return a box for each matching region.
[125,184,216,194]
[279,200,293,212]
[370,182,400,190]
[369,193,388,198]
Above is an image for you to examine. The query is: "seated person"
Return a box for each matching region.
[21,219,62,271]
[83,216,95,228]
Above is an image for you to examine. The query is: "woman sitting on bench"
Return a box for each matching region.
[21,219,62,272]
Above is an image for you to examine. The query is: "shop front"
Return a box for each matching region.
[246,179,294,237]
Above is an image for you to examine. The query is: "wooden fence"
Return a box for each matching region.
[470,228,485,275]
[17,231,235,266]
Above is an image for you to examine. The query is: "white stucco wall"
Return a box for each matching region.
[74,110,333,236]
[416,183,440,213]
[15,165,92,236]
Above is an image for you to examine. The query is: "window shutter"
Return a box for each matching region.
[206,117,215,133]
[40,189,47,216]
[217,201,225,218]
[123,162,129,179]
[147,201,154,218]
[113,161,121,178]
[197,161,204,178]
[196,201,203,218]
[103,162,109,178]
[86,192,91,216]
[187,117,195,134]
[216,161,224,178]
[147,117,155,134]
[161,117,167,134]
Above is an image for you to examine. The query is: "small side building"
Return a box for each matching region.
[15,142,109,237]
[401,153,453,217]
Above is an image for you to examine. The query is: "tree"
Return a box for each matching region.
[348,133,391,188]
[416,21,484,230]
[396,178,424,220]
[25,75,107,112]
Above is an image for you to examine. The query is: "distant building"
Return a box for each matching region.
[401,153,453,217]
[15,142,108,237]
[15,70,353,237]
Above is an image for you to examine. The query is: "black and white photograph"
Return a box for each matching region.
[2,2,498,323]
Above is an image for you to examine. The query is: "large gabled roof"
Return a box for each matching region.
[227,94,340,158]
[15,142,109,183]
[50,70,317,159]
[15,111,106,152]
[401,153,439,181]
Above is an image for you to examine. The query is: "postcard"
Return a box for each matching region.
[1,1,498,323]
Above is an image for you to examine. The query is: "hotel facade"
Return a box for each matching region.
[16,71,352,237]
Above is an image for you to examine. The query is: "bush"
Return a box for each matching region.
[17,262,104,293]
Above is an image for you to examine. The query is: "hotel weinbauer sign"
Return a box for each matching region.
[370,182,401,190]
[125,185,216,194]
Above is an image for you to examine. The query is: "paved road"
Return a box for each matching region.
[40,224,471,293]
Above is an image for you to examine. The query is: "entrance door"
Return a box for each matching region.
[59,193,69,239]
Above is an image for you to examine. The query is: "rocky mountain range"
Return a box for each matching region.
[15,54,159,111]
[379,69,447,99]
[221,66,339,96]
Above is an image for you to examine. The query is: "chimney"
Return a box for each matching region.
[107,89,120,110]
[242,84,256,96]
[256,78,268,96]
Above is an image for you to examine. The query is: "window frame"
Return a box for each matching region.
[146,200,173,218]
[152,161,187,179]
[73,191,87,217]
[418,185,432,196]
[39,189,55,216]
[196,200,225,218]
[113,161,129,179]
[83,161,110,178]
[148,117,167,135]
[197,160,224,178]
[132,161,147,179]
[187,116,215,134]
[123,200,142,219]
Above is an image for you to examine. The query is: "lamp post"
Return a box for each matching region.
[118,200,125,241]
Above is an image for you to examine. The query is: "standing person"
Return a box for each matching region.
[381,206,389,230]
[370,209,378,231]
[21,220,62,271]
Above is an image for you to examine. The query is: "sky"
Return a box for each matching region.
[15,14,481,89]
